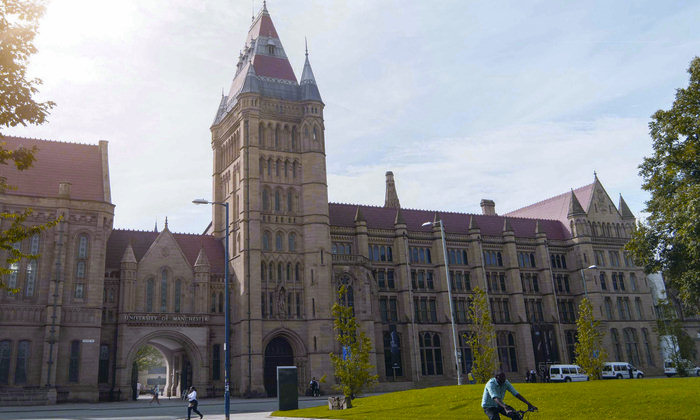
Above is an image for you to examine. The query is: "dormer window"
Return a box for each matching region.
[268,45,275,55]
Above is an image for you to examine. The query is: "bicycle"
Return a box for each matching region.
[507,405,538,420]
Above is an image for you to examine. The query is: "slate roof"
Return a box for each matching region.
[505,183,595,229]
[106,229,225,274]
[328,203,571,240]
[1,136,108,202]
[213,4,321,125]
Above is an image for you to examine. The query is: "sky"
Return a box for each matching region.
[6,0,700,233]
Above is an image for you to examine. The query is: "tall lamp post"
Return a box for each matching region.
[422,220,462,385]
[193,199,230,420]
[579,265,598,299]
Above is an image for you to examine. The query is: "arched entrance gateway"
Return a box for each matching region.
[263,337,294,397]
[116,330,206,400]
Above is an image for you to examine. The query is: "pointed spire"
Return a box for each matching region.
[121,242,137,264]
[239,61,260,94]
[354,206,365,223]
[384,171,401,208]
[394,208,405,225]
[503,217,513,233]
[619,194,635,220]
[300,39,322,102]
[262,0,268,13]
[535,220,543,234]
[469,215,479,230]
[567,189,586,217]
[154,219,158,233]
[164,217,169,231]
[194,246,210,267]
[433,212,440,225]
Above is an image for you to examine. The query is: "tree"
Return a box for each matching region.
[574,298,607,379]
[1,0,55,137]
[625,56,700,313]
[1,0,58,292]
[133,345,164,373]
[329,285,378,407]
[465,287,497,383]
[656,299,697,376]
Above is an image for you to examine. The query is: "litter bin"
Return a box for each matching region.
[277,366,298,411]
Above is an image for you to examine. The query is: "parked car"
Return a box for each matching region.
[664,359,700,377]
[549,364,589,382]
[602,362,644,379]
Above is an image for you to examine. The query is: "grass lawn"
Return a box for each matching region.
[273,378,700,419]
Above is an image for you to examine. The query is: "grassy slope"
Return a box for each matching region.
[273,378,700,419]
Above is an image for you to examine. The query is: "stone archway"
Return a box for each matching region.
[262,329,308,397]
[116,329,205,400]
[263,337,293,397]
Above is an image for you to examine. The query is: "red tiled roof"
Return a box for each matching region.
[247,14,279,42]
[106,229,225,274]
[1,136,107,202]
[505,183,595,230]
[328,203,570,241]
[252,54,297,82]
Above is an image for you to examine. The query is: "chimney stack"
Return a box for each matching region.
[480,199,496,216]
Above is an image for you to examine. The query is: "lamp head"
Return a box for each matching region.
[587,265,598,270]
[192,199,210,205]
[421,221,433,227]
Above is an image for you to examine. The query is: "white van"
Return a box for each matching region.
[602,362,644,379]
[549,364,588,382]
[664,359,700,377]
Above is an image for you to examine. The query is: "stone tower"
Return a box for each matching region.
[210,3,333,396]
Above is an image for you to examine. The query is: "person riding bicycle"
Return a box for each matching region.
[482,372,537,420]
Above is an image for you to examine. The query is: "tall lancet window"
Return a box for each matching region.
[146,278,154,312]
[174,279,181,313]
[161,269,168,312]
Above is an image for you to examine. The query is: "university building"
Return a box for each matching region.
[0,4,662,404]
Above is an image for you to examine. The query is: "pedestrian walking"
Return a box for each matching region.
[186,386,204,419]
[150,384,160,405]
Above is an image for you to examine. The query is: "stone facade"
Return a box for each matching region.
[0,3,668,406]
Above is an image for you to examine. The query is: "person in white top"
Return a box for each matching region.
[186,386,203,420]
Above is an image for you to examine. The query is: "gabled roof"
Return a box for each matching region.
[1,136,110,203]
[329,203,570,240]
[505,182,595,229]
[106,229,225,274]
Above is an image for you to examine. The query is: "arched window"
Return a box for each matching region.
[338,276,354,310]
[287,189,293,212]
[291,129,296,150]
[259,158,264,176]
[419,332,443,376]
[0,340,10,384]
[269,262,275,282]
[277,264,282,282]
[284,161,288,178]
[275,232,283,251]
[304,126,309,141]
[261,262,267,282]
[286,263,291,282]
[174,279,181,313]
[497,331,518,372]
[258,124,264,146]
[146,278,154,312]
[384,331,403,377]
[262,189,269,211]
[262,231,271,251]
[267,158,272,176]
[275,160,280,177]
[295,263,301,282]
[458,331,473,374]
[218,292,224,313]
[623,328,640,366]
[274,190,281,212]
[211,292,216,313]
[288,233,296,252]
[275,127,279,149]
[312,126,318,142]
[160,269,168,312]
[611,328,622,360]
[642,328,654,366]
[25,260,36,297]
[75,234,89,298]
[293,161,298,178]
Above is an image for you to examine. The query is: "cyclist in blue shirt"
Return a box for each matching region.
[482,372,537,419]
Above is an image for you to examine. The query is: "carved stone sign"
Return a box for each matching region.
[122,313,209,325]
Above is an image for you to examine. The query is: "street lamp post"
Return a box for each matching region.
[579,265,598,299]
[422,220,462,385]
[193,199,230,420]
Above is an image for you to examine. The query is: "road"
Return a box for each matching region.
[0,395,329,420]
